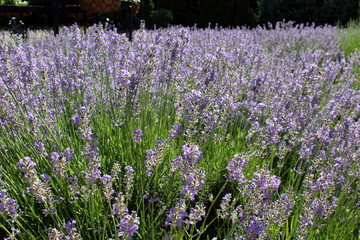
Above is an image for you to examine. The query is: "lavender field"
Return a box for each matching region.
[0,22,360,239]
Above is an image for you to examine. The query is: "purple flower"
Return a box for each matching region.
[182,142,202,166]
[124,166,134,199]
[0,189,22,220]
[50,148,73,178]
[118,211,140,239]
[251,169,281,198]
[4,227,20,240]
[132,128,143,143]
[165,198,187,228]
[180,168,206,201]
[184,202,206,226]
[64,219,82,239]
[112,193,128,219]
[245,219,265,239]
[18,157,55,212]
[167,125,182,144]
[226,153,249,184]
[101,174,114,201]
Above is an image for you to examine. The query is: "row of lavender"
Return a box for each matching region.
[0,22,359,239]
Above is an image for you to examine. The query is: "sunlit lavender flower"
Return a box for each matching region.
[78,106,93,141]
[182,142,202,166]
[226,153,249,184]
[33,140,48,157]
[167,124,182,145]
[180,168,206,201]
[132,129,143,143]
[71,113,80,126]
[101,174,114,202]
[184,202,206,226]
[124,166,134,199]
[50,148,73,178]
[111,192,128,219]
[144,147,165,177]
[83,143,102,185]
[111,162,121,181]
[0,189,22,220]
[4,227,20,240]
[165,198,187,229]
[117,211,140,239]
[0,174,22,221]
[250,168,281,199]
[169,156,183,175]
[18,157,55,214]
[64,219,82,240]
[245,219,265,240]
[48,228,65,240]
[68,173,80,203]
[218,193,232,219]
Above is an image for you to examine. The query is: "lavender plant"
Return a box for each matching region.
[0,21,359,239]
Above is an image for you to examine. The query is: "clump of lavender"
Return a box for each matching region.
[18,157,56,215]
[180,167,206,201]
[167,124,182,146]
[117,211,140,239]
[64,219,82,240]
[132,128,143,143]
[0,174,22,221]
[50,147,74,178]
[169,142,205,201]
[124,165,134,200]
[0,189,22,221]
[184,202,206,227]
[33,140,48,157]
[223,162,294,239]
[48,219,82,240]
[165,198,187,229]
[68,173,80,204]
[110,192,140,238]
[182,142,202,167]
[226,153,249,184]
[101,174,114,202]
[144,139,166,176]
[111,193,128,219]
[297,169,338,238]
[82,143,102,185]
[170,142,202,174]
[166,199,206,232]
[77,106,93,141]
[218,193,232,219]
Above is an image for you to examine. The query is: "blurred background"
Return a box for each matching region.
[0,0,359,30]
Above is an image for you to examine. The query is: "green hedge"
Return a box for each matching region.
[258,0,359,26]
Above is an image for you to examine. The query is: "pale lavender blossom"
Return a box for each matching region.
[180,168,206,201]
[165,198,187,229]
[0,189,22,220]
[226,153,249,184]
[111,192,128,219]
[101,174,114,202]
[117,211,140,239]
[132,128,143,143]
[124,166,134,199]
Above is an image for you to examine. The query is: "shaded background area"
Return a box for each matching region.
[139,0,360,28]
[0,0,359,30]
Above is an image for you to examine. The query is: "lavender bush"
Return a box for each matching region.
[0,21,359,239]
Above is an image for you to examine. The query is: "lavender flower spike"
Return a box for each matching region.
[132,128,143,143]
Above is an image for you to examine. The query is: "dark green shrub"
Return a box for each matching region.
[258,0,359,26]
[151,9,173,28]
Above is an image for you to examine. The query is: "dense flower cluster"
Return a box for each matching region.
[0,21,359,239]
